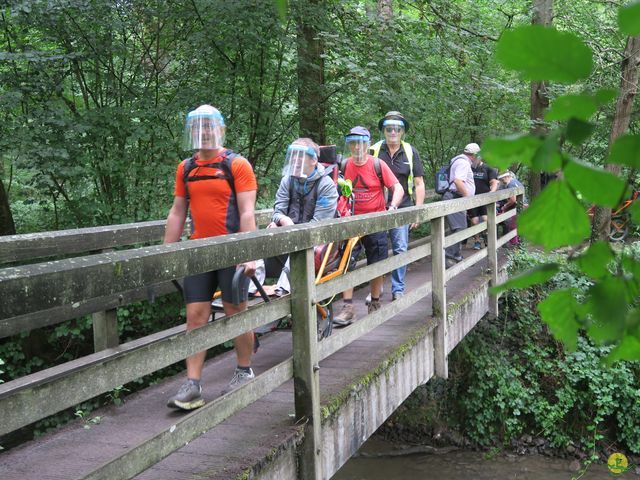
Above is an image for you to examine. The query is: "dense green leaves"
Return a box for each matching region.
[538,289,582,351]
[518,180,591,249]
[490,263,560,294]
[564,158,627,208]
[618,1,640,35]
[495,25,593,83]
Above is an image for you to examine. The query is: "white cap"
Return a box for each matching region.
[463,143,481,155]
[498,170,513,179]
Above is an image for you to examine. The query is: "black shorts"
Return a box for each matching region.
[183,266,249,305]
[350,231,388,267]
[468,205,488,219]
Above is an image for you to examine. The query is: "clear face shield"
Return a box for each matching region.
[382,119,405,144]
[345,135,370,163]
[183,106,225,151]
[283,144,317,178]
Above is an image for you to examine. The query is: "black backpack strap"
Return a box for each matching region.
[373,157,384,188]
[183,150,237,201]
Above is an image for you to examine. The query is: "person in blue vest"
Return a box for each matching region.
[370,111,425,301]
[266,138,339,294]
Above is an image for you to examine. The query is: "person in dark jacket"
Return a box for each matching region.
[267,138,338,294]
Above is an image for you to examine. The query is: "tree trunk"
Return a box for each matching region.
[528,0,553,199]
[0,176,16,235]
[592,35,640,242]
[296,0,326,144]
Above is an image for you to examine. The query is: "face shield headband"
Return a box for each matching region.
[283,144,317,178]
[183,110,225,151]
[345,134,370,161]
[382,119,405,135]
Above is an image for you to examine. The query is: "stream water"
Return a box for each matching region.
[332,439,618,479]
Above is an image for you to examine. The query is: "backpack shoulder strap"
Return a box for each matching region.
[373,156,384,188]
[182,156,196,202]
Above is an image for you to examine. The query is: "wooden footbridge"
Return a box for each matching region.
[0,187,523,480]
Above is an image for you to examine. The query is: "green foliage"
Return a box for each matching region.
[487,14,640,360]
[444,250,640,454]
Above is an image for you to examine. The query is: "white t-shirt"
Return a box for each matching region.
[449,154,475,196]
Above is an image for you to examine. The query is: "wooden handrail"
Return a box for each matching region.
[0,185,522,475]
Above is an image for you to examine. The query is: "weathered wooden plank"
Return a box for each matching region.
[445,248,488,282]
[444,222,486,249]
[314,242,431,301]
[497,229,518,248]
[0,210,274,265]
[486,202,499,317]
[92,308,119,352]
[290,249,322,480]
[0,208,426,320]
[318,281,433,361]
[0,298,290,436]
[0,281,178,339]
[430,216,447,379]
[80,358,294,480]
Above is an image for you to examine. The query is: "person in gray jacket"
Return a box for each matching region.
[267,138,338,293]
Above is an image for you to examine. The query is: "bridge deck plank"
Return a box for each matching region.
[0,247,508,480]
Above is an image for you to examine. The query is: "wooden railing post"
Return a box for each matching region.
[487,202,499,318]
[289,248,322,480]
[430,216,448,379]
[92,248,119,352]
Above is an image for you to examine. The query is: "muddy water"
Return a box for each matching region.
[332,439,614,480]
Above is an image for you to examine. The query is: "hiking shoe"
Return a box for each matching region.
[333,304,355,327]
[167,381,204,410]
[473,241,482,250]
[392,292,404,301]
[368,299,381,314]
[221,368,255,396]
[365,286,384,306]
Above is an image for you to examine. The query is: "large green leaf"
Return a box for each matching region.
[538,289,581,351]
[489,263,560,294]
[495,25,593,83]
[572,241,614,279]
[586,277,629,343]
[518,180,591,249]
[545,90,617,121]
[565,119,595,145]
[631,202,640,224]
[608,134,640,168]
[619,1,640,35]
[564,158,627,208]
[481,135,542,170]
[531,130,563,172]
[545,95,598,121]
[606,334,640,362]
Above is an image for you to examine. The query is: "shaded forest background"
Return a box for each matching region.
[0,0,631,234]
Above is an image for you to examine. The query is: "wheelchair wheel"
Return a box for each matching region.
[317,301,333,341]
[609,213,629,242]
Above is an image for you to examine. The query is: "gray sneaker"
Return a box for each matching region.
[221,368,255,395]
[368,299,381,314]
[333,303,355,327]
[167,381,204,410]
[392,292,404,301]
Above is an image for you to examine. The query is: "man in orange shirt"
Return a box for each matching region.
[164,105,257,410]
